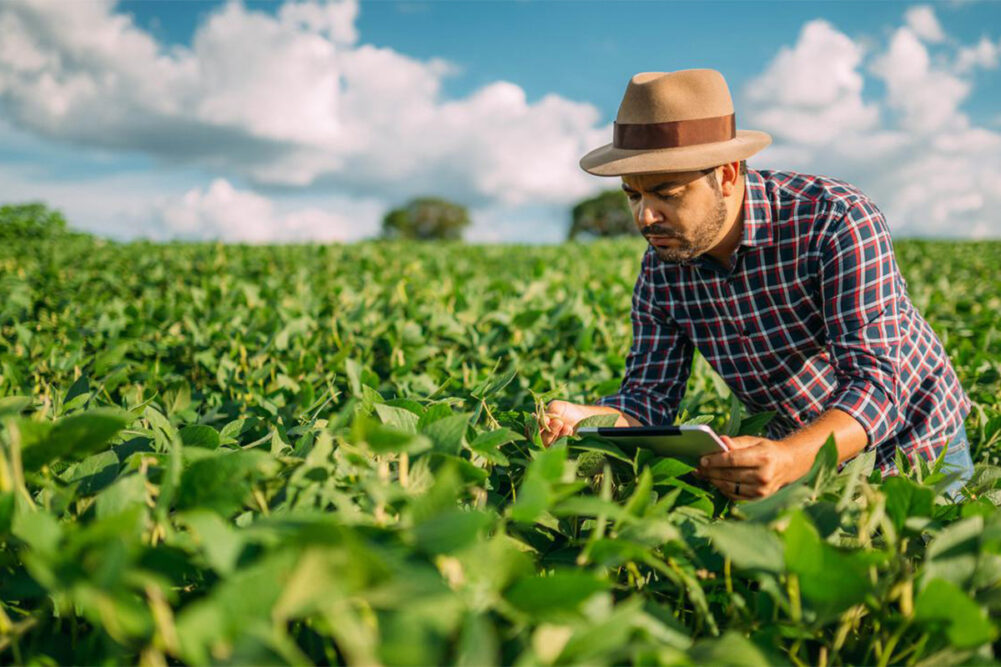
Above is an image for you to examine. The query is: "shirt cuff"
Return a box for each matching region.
[594,393,661,427]
[825,380,900,450]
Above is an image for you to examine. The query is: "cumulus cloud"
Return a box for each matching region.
[0,0,609,212]
[904,5,946,43]
[744,20,881,147]
[745,7,1001,238]
[870,27,971,133]
[955,36,1000,73]
[144,178,383,242]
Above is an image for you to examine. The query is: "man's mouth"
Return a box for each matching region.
[647,236,678,247]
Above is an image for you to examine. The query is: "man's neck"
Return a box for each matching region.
[704,181,746,271]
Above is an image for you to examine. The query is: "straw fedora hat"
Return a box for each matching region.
[579,69,771,176]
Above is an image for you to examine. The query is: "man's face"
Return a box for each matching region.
[621,168,728,265]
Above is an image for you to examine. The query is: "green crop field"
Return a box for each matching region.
[1,235,1000,665]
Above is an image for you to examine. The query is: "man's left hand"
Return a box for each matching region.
[694,435,796,500]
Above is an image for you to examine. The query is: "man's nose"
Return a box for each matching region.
[638,201,662,227]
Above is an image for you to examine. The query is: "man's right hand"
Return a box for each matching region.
[537,401,644,447]
[538,400,594,447]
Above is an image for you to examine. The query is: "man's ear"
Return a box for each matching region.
[719,162,740,197]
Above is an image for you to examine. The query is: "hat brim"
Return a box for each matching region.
[579,129,772,177]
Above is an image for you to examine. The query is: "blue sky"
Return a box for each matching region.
[1,0,999,241]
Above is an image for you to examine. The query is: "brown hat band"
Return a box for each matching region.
[613,113,736,150]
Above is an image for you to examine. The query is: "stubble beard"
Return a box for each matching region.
[650,187,728,266]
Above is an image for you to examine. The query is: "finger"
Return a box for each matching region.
[539,415,563,436]
[731,478,762,501]
[554,420,574,443]
[700,448,765,469]
[699,467,763,486]
[541,418,566,447]
[721,436,764,451]
[705,475,761,501]
[546,417,566,436]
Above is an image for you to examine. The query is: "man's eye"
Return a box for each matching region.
[626,193,640,202]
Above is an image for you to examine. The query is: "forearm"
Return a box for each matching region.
[778,408,869,482]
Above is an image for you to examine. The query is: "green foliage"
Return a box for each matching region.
[569,189,640,241]
[0,235,1000,664]
[381,196,471,241]
[0,202,70,241]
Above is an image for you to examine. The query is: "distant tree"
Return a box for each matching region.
[568,189,640,241]
[381,197,471,241]
[0,202,70,241]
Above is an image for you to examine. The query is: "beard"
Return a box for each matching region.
[647,186,728,265]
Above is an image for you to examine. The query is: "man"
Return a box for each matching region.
[538,69,974,501]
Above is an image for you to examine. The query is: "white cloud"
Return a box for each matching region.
[0,0,608,213]
[870,27,971,133]
[904,5,946,43]
[146,178,374,243]
[0,115,385,243]
[745,14,1001,238]
[744,20,880,146]
[955,36,1000,73]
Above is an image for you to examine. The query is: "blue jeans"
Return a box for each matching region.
[941,423,975,502]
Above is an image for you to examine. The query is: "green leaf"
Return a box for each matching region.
[422,413,471,455]
[505,571,608,617]
[575,413,620,428]
[345,358,363,397]
[19,408,131,472]
[782,510,871,618]
[176,450,278,517]
[915,578,997,648]
[180,424,221,449]
[0,395,32,417]
[723,392,742,436]
[411,508,492,555]
[96,474,147,519]
[551,496,631,522]
[882,476,934,532]
[737,411,776,437]
[468,427,522,465]
[12,508,62,557]
[622,466,653,519]
[650,457,696,481]
[375,403,420,434]
[706,521,785,573]
[472,366,518,399]
[570,437,632,463]
[65,450,120,496]
[180,510,246,576]
[352,413,432,455]
[509,447,567,524]
[687,631,774,667]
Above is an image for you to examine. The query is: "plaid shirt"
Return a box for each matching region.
[596,168,972,476]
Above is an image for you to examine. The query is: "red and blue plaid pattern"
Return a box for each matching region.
[596,168,972,477]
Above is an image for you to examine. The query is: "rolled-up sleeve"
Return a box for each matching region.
[819,200,905,450]
[595,248,693,426]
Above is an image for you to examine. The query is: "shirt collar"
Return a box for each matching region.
[739,168,774,248]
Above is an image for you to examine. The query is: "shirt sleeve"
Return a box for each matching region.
[819,199,905,450]
[595,248,693,426]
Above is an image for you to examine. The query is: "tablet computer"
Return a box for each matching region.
[575,424,728,463]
